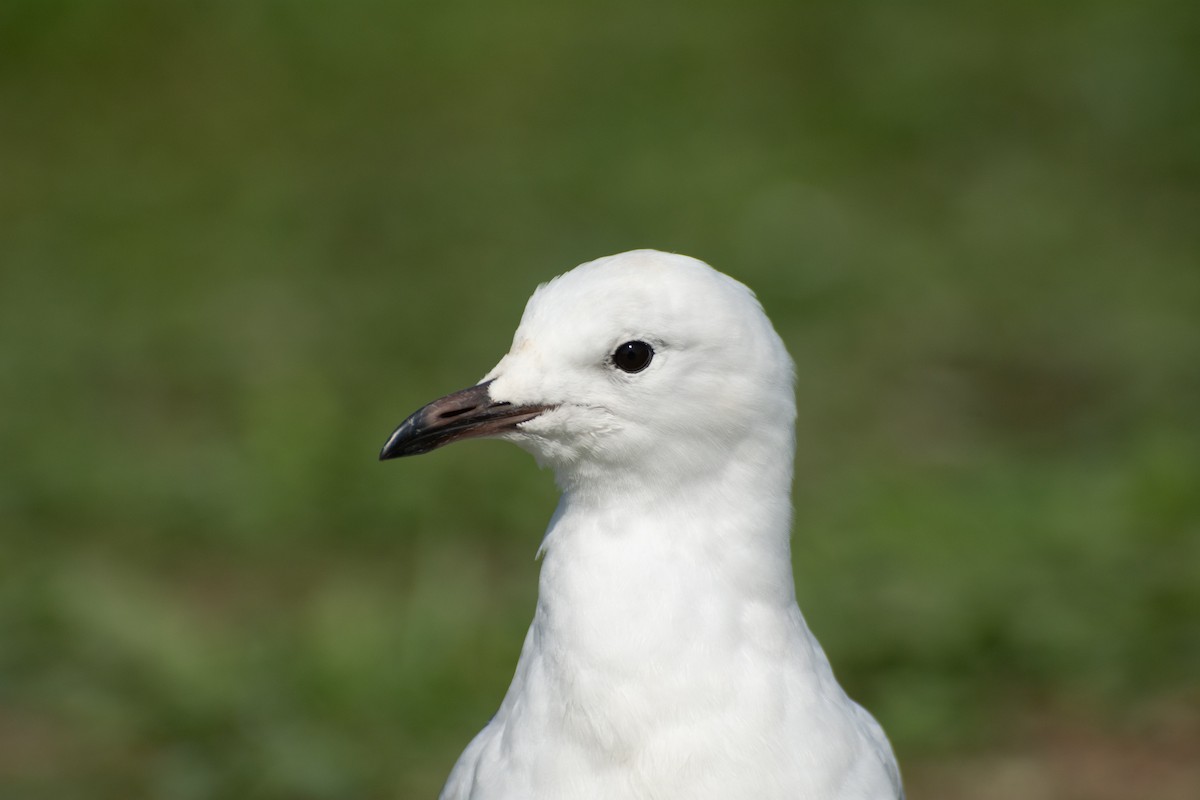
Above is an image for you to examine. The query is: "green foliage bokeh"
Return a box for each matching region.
[1,1,1197,797]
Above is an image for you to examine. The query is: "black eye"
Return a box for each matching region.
[612,340,654,373]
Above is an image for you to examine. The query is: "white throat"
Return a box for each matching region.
[498,426,820,758]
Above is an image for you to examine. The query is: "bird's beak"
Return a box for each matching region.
[379,380,551,460]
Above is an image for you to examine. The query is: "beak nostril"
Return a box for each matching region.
[438,405,478,420]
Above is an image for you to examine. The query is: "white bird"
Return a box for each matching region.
[381,250,903,800]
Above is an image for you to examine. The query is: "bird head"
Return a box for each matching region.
[381,250,796,496]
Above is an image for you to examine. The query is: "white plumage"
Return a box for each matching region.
[381,250,903,799]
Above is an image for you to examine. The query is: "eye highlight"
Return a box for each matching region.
[612,340,654,373]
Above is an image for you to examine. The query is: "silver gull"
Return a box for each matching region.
[381,249,903,800]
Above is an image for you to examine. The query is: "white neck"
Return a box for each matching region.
[493,430,832,761]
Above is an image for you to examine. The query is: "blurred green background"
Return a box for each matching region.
[2,1,1198,798]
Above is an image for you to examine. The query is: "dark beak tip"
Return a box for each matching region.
[379,420,416,461]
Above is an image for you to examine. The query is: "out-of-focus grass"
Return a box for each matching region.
[1,1,1197,797]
